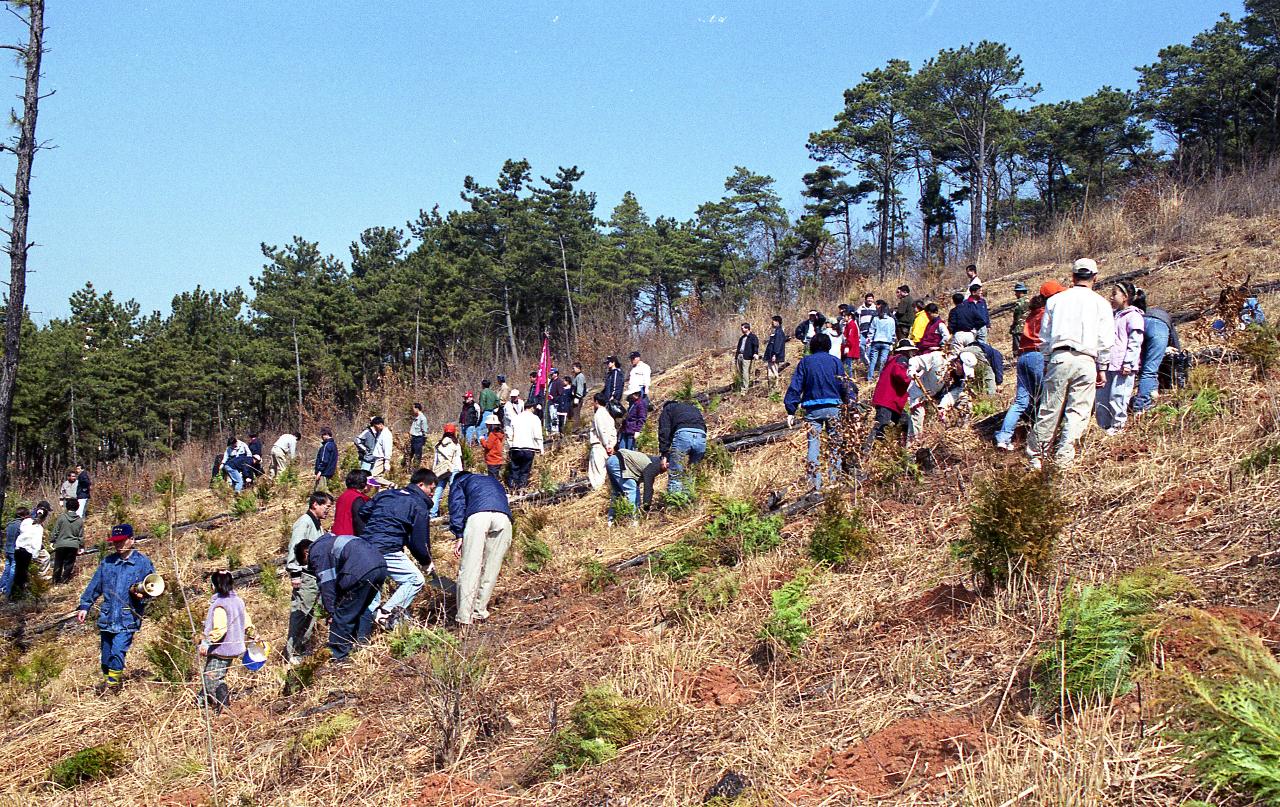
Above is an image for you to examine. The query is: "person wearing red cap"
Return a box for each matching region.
[431,423,463,517]
[459,391,481,446]
[76,524,157,694]
[995,281,1067,450]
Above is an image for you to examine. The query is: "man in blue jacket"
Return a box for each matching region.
[76,524,156,695]
[300,532,387,662]
[314,427,339,492]
[361,468,439,630]
[448,471,513,629]
[784,332,854,491]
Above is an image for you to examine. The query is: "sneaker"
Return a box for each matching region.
[995,439,1014,451]
[372,608,391,631]
[1104,427,1122,437]
[1028,456,1042,471]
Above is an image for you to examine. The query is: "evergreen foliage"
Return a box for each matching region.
[954,467,1068,591]
[544,685,652,778]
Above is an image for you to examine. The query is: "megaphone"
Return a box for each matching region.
[138,573,165,598]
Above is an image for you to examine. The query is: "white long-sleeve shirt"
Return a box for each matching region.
[373,427,394,461]
[510,410,545,453]
[272,433,297,457]
[1039,284,1115,366]
[503,400,524,439]
[16,518,43,555]
[590,406,617,450]
[626,361,651,396]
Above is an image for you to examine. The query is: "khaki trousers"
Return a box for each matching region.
[1028,350,1097,467]
[737,358,753,391]
[588,444,609,489]
[456,512,512,625]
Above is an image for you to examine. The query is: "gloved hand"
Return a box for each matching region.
[786,415,795,429]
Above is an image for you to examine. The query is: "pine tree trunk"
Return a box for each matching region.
[0,0,45,519]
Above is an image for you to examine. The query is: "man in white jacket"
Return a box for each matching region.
[1027,258,1115,469]
[626,351,651,401]
[270,432,299,478]
[588,393,618,489]
[508,404,545,491]
[370,417,394,478]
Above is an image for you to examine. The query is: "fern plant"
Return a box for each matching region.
[1031,567,1195,708]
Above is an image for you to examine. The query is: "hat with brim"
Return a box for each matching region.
[893,339,918,353]
[1072,258,1099,278]
[108,524,133,542]
[1013,282,1028,293]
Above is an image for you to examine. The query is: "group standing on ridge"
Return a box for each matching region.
[6,254,1266,711]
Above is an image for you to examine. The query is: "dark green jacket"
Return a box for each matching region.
[49,511,84,550]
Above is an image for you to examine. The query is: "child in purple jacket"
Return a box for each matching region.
[1096,281,1145,435]
[619,391,648,451]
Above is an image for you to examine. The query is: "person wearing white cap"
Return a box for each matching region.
[1027,258,1115,469]
[626,351,651,400]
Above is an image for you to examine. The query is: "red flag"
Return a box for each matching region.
[535,336,551,396]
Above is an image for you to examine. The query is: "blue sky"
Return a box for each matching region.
[3,1,1240,320]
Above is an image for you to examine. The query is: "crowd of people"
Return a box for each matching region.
[11,257,1269,709]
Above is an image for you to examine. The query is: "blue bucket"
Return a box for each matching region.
[242,640,270,671]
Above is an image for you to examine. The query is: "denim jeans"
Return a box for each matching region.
[619,433,637,451]
[667,428,707,494]
[866,343,891,380]
[842,357,858,379]
[0,549,13,597]
[1133,317,1169,412]
[224,466,244,492]
[804,406,842,490]
[605,453,639,521]
[995,351,1044,445]
[430,474,451,518]
[371,550,424,616]
[99,629,136,675]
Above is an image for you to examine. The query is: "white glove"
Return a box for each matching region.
[786,415,796,429]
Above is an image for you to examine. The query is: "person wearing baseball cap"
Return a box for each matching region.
[460,390,481,446]
[994,280,1067,451]
[1010,282,1031,356]
[76,524,158,695]
[1026,258,1114,469]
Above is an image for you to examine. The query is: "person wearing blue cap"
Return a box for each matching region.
[76,524,157,695]
[1010,282,1030,356]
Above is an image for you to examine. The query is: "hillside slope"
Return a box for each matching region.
[1,206,1279,806]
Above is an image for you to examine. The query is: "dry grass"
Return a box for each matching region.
[2,176,1280,805]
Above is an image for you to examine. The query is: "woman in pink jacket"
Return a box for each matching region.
[1095,281,1145,435]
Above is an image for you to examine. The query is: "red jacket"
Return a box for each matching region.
[918,317,944,353]
[1018,307,1046,353]
[841,319,861,360]
[870,356,912,412]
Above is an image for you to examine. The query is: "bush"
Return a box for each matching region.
[636,421,658,453]
[544,685,652,778]
[254,477,275,504]
[388,625,483,684]
[520,534,552,574]
[149,522,171,540]
[1241,440,1280,475]
[580,558,618,592]
[1237,323,1280,380]
[145,612,196,684]
[259,565,283,601]
[108,493,130,525]
[953,467,1068,592]
[1,643,66,708]
[282,651,328,696]
[1160,612,1280,803]
[659,487,697,511]
[1031,568,1195,709]
[759,568,813,656]
[231,492,258,517]
[675,569,740,620]
[294,713,356,753]
[808,493,871,567]
[650,537,715,583]
[701,441,734,476]
[276,463,300,488]
[47,743,128,790]
[672,377,697,404]
[459,441,475,472]
[704,499,781,563]
[154,472,186,498]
